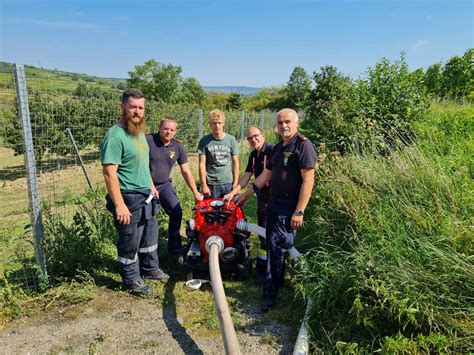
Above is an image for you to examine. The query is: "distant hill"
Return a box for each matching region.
[204,86,261,95]
[0,62,261,96]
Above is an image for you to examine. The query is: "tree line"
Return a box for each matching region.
[1,49,471,160]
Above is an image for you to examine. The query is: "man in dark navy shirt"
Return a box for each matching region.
[224,126,273,285]
[234,109,316,312]
[147,117,203,255]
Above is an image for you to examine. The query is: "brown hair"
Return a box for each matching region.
[121,89,145,104]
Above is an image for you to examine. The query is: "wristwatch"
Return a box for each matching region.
[295,210,304,216]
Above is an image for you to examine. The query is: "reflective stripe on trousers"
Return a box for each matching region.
[138,244,158,253]
[117,254,138,265]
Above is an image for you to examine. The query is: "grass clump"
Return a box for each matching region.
[42,188,117,279]
[296,103,473,353]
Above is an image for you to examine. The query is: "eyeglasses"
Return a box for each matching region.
[246,133,262,141]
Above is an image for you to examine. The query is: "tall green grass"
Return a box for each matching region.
[296,102,473,352]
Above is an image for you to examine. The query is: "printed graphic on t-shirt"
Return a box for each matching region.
[208,144,231,165]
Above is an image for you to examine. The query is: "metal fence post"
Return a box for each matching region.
[13,63,48,278]
[198,109,204,141]
[66,128,93,190]
[240,110,246,160]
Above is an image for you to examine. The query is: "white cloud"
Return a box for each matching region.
[410,39,430,50]
[4,17,99,29]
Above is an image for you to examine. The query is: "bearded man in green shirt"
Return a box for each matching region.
[101,89,169,297]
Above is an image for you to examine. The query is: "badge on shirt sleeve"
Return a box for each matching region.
[283,152,293,166]
[169,150,175,159]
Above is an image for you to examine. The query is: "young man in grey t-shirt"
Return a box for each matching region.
[198,109,239,198]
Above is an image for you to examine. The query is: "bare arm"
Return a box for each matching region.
[231,155,239,188]
[223,171,252,202]
[198,154,210,198]
[236,168,272,205]
[180,162,203,201]
[291,168,315,230]
[102,164,131,224]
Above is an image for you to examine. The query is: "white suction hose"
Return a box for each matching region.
[206,236,241,355]
[235,220,311,355]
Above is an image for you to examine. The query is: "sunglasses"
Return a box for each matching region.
[246,133,262,141]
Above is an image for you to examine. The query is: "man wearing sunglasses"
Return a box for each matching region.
[224,126,273,285]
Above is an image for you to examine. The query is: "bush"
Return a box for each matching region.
[42,189,117,279]
[302,55,429,154]
[301,65,358,153]
[355,53,428,147]
[296,104,473,352]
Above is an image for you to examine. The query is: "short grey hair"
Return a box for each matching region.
[275,108,299,122]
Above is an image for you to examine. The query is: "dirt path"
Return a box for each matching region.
[0,287,296,354]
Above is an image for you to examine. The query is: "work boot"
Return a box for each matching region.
[142,269,170,281]
[122,279,153,297]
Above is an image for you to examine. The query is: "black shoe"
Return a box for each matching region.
[260,299,275,313]
[122,279,153,297]
[142,269,170,281]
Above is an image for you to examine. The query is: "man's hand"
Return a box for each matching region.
[202,185,211,199]
[194,191,204,201]
[223,191,236,204]
[291,214,304,230]
[151,185,159,199]
[236,193,249,207]
[115,204,132,225]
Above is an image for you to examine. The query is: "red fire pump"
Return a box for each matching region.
[183,198,252,276]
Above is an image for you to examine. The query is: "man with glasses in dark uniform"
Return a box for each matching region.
[229,109,316,312]
[224,126,272,285]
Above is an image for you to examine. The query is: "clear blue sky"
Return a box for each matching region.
[1,0,472,87]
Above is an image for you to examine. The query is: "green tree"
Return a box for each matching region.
[301,65,356,152]
[226,92,244,109]
[117,81,127,91]
[127,59,182,103]
[442,49,473,97]
[179,77,207,105]
[286,66,312,110]
[357,54,428,142]
[3,92,119,163]
[424,63,443,96]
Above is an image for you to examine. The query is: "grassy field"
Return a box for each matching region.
[0,62,123,95]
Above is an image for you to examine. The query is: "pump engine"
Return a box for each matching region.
[182,198,252,276]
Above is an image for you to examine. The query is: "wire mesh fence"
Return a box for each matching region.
[0,64,277,290]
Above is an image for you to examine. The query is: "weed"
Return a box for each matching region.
[42,188,117,279]
[261,332,277,346]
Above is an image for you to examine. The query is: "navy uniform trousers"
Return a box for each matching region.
[110,192,159,285]
[157,181,183,253]
[256,194,271,285]
[263,197,297,303]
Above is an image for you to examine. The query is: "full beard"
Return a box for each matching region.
[125,114,145,135]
